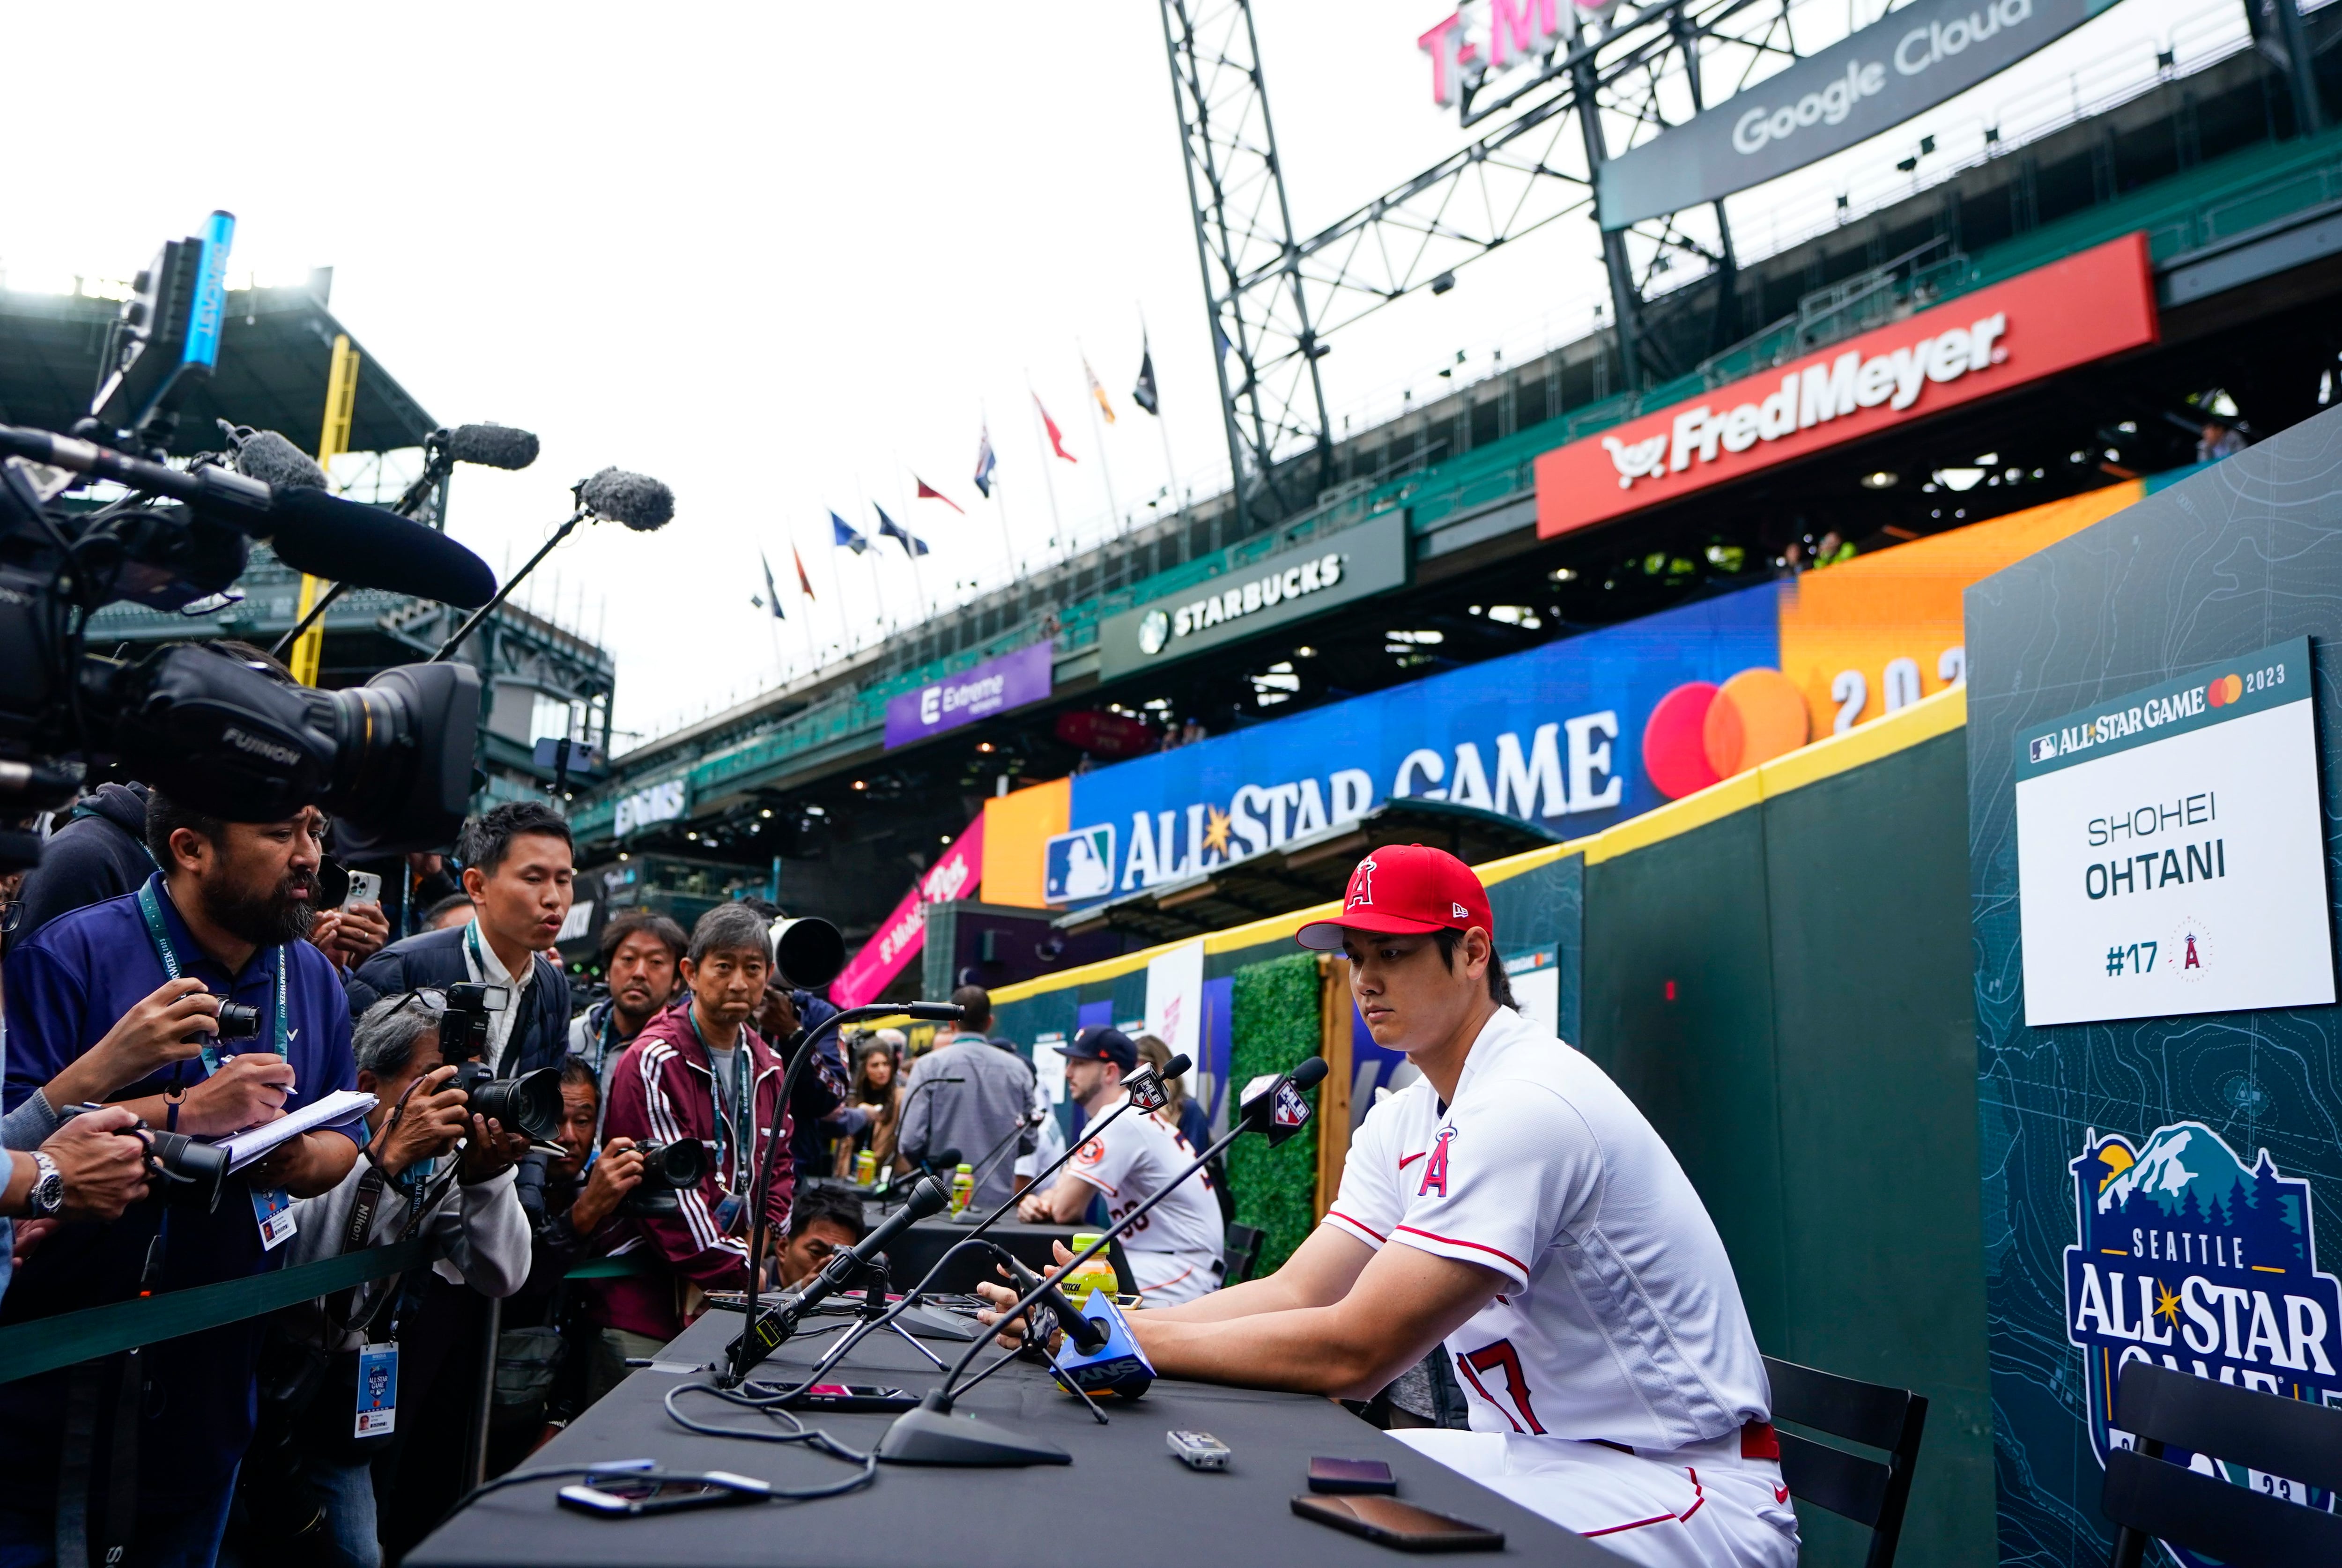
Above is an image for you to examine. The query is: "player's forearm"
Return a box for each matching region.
[1142,1271,1314,1324]
[1131,1304,1401,1398]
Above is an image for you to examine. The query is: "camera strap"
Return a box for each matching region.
[134,881,290,1074]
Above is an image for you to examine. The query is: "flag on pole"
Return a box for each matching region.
[1083,356,1117,424]
[792,542,816,599]
[831,511,869,553]
[914,476,964,513]
[1034,394,1077,462]
[973,424,997,498]
[875,505,930,557]
[1133,335,1160,415]
[758,553,786,618]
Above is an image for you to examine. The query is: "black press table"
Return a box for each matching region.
[408,1301,1621,1568]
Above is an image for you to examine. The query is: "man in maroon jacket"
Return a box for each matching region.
[598,903,796,1370]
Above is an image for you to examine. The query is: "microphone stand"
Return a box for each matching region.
[878,1059,1322,1466]
[717,1001,963,1389]
[431,506,588,663]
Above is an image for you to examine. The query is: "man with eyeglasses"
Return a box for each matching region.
[0,788,363,1565]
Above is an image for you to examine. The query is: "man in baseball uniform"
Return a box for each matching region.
[1120,845,1797,1566]
[1018,1025,1223,1305]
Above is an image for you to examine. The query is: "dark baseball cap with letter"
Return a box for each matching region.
[1055,1024,1139,1072]
[1294,843,1494,952]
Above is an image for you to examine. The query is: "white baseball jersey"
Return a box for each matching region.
[1324,1006,1772,1450]
[1070,1095,1223,1304]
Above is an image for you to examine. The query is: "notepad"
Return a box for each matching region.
[221,1089,377,1172]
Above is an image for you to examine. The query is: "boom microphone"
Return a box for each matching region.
[728,1177,949,1368]
[266,488,499,606]
[580,467,674,532]
[437,422,538,470]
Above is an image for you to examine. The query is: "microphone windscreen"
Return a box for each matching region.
[1289,1056,1330,1092]
[441,423,540,470]
[265,488,498,607]
[580,466,674,531]
[905,1176,950,1219]
[232,429,328,492]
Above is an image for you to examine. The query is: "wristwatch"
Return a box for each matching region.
[27,1151,64,1219]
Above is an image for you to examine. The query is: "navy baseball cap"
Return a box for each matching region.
[1055,1026,1138,1072]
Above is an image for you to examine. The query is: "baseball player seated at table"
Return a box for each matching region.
[1015,1025,1223,1305]
[984,845,1796,1568]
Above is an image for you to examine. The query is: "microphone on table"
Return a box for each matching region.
[877,1056,1326,1468]
[727,1176,948,1371]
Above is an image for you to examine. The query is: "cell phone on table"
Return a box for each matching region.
[342,870,381,909]
[791,1383,919,1412]
[1309,1456,1397,1494]
[556,1472,770,1516]
[1290,1494,1505,1552]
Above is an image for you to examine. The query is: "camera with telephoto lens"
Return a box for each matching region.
[58,1103,230,1212]
[619,1139,712,1217]
[0,214,494,875]
[446,1060,563,1144]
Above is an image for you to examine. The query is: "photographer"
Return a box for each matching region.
[566,911,685,1119]
[600,905,795,1356]
[242,991,530,1568]
[348,802,573,1077]
[0,791,362,1563]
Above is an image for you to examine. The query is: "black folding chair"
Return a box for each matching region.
[1764,1356,1928,1568]
[1223,1222,1264,1284]
[2104,1358,2342,1568]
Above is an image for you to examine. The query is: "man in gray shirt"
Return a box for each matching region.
[896,985,1035,1213]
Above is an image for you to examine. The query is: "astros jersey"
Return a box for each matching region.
[1324,1006,1771,1450]
[1071,1096,1223,1304]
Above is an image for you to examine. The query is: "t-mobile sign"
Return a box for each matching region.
[883,641,1053,749]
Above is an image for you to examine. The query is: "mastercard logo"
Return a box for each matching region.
[1642,668,1812,799]
[2205,673,2244,707]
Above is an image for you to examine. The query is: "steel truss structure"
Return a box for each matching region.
[1159,0,1930,531]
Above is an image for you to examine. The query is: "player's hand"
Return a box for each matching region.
[376,1067,468,1177]
[41,1107,151,1220]
[180,1052,295,1137]
[572,1138,644,1232]
[972,1266,1065,1352]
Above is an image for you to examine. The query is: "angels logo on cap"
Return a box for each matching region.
[1296,843,1494,953]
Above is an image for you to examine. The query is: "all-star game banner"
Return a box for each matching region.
[1966,405,2342,1561]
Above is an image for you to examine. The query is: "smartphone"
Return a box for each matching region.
[1290,1495,1505,1552]
[342,870,381,909]
[1309,1457,1398,1494]
[791,1383,919,1412]
[556,1472,770,1517]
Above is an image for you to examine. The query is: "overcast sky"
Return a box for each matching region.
[0,0,2237,746]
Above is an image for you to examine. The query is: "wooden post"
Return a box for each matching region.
[1313,954,1354,1218]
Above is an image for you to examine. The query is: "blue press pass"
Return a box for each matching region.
[356,1342,398,1437]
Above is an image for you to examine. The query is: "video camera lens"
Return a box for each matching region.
[144,1129,230,1211]
[450,1060,561,1143]
[620,1139,711,1217]
[213,1000,261,1039]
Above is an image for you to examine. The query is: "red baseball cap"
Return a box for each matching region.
[1295,844,1494,952]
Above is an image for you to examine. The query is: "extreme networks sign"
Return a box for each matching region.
[613,778,687,837]
[1097,514,1408,682]
[2013,637,2335,1027]
[1534,235,2156,538]
[883,642,1052,750]
[1044,584,1777,904]
[1597,0,2125,229]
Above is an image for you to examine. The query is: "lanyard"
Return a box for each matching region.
[135,881,289,1074]
[687,1007,752,1190]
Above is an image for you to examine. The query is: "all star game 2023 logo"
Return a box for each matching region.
[2065,1121,2342,1545]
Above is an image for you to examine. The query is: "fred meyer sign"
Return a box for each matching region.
[1098,513,1408,681]
[1598,0,2125,229]
[2013,637,2335,1027]
[1535,235,2156,538]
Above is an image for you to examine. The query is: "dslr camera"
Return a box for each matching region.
[619,1139,712,1217]
[438,982,563,1144]
[58,1103,230,1212]
[0,212,495,873]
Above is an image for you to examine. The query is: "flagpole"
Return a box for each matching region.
[1025,374,1066,561]
[790,530,817,673]
[890,466,930,624]
[858,485,891,636]
[1078,342,1124,539]
[983,405,1018,585]
[1138,310,1190,529]
[825,513,856,656]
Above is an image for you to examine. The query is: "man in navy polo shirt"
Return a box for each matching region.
[0,788,361,1565]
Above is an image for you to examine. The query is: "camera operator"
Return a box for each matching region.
[599,905,795,1359]
[0,790,362,1563]
[241,990,529,1568]
[348,802,573,1077]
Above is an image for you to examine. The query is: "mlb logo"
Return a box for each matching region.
[1273,1082,1309,1129]
[1044,824,1117,902]
[2028,735,2055,764]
